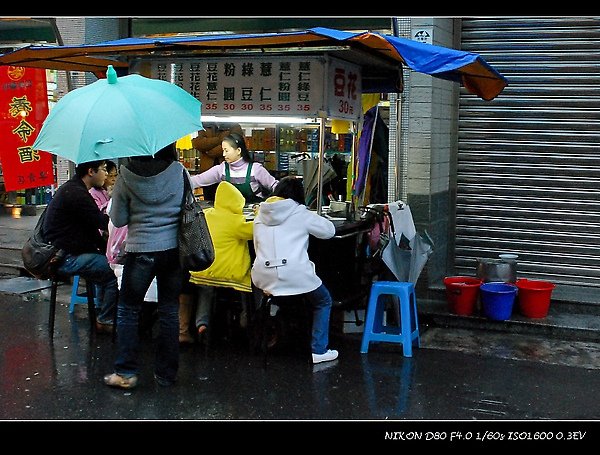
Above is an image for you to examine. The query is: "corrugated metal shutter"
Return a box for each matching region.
[456,17,600,304]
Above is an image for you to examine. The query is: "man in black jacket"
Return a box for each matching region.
[44,160,118,332]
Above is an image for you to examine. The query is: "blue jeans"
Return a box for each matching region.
[305,283,333,355]
[114,248,182,383]
[56,253,118,325]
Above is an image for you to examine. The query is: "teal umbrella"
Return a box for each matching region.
[32,65,203,164]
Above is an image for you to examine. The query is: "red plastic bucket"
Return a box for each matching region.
[443,276,482,316]
[516,278,555,318]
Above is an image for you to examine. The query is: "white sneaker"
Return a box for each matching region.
[312,349,339,364]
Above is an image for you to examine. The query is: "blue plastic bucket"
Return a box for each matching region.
[480,282,518,321]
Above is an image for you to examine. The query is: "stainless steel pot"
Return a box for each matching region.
[476,258,517,283]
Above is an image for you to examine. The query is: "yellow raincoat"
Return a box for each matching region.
[189,181,254,292]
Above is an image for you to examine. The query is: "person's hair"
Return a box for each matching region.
[75,160,106,178]
[130,142,177,163]
[272,176,305,205]
[105,160,117,175]
[223,133,252,162]
[154,142,177,162]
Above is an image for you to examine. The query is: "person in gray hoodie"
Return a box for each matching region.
[104,143,185,389]
[252,176,339,364]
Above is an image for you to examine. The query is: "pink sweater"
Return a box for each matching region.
[190,158,278,199]
[89,187,110,213]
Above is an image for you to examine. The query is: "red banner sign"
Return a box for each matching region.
[0,66,55,192]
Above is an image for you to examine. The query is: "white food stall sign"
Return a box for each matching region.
[324,57,361,120]
[150,56,361,120]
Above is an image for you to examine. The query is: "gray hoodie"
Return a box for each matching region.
[251,197,335,296]
[110,161,185,253]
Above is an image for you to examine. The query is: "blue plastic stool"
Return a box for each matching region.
[69,275,99,314]
[360,281,420,357]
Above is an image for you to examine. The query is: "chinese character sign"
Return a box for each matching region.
[0,66,55,192]
[326,58,361,120]
[152,57,326,117]
[151,56,361,121]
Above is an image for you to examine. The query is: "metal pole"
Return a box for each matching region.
[316,116,326,215]
[46,18,73,93]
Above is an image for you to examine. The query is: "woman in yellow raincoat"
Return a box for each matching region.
[180,180,254,340]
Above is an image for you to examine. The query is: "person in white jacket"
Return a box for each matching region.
[251,176,339,364]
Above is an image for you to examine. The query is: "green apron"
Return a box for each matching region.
[224,162,262,203]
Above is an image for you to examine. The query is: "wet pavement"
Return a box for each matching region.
[0,281,599,423]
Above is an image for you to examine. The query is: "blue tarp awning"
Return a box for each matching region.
[0,27,507,100]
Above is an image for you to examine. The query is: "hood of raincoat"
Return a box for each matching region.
[256,196,302,226]
[214,180,245,215]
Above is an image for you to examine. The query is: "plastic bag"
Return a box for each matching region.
[106,222,128,265]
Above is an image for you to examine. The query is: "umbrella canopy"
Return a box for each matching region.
[0,27,507,101]
[32,65,203,164]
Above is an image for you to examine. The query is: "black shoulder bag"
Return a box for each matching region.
[21,207,65,280]
[178,169,215,272]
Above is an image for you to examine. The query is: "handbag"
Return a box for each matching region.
[178,168,215,272]
[21,207,66,280]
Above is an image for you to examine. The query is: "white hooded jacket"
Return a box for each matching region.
[251,197,335,296]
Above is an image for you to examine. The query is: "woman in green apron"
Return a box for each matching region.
[224,159,261,204]
[191,132,278,204]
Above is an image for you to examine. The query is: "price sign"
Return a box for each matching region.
[150,55,361,121]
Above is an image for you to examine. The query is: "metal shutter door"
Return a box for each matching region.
[456,17,600,304]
